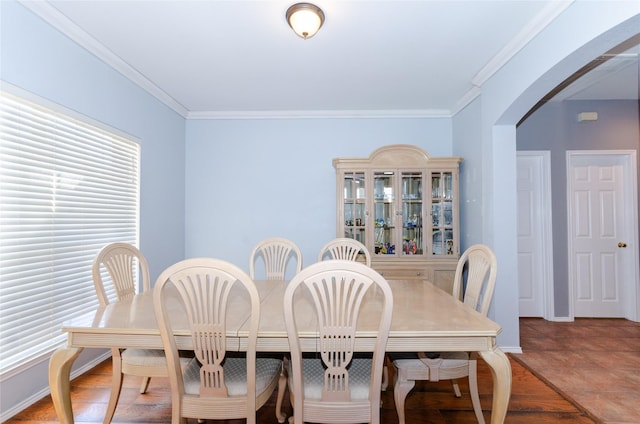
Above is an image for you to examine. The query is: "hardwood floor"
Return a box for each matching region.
[518,317,640,424]
[6,344,596,423]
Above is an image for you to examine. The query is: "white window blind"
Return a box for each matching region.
[0,89,140,376]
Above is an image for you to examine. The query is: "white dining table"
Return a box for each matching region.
[49,279,511,423]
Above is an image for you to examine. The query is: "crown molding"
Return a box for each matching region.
[471,0,574,87]
[19,0,189,118]
[451,86,482,116]
[187,109,452,120]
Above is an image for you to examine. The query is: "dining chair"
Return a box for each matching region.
[249,237,303,280]
[317,237,372,266]
[153,257,283,424]
[92,242,191,424]
[317,237,390,390]
[249,237,302,422]
[284,260,393,424]
[392,244,498,424]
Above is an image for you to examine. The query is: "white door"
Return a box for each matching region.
[517,152,553,318]
[567,151,638,318]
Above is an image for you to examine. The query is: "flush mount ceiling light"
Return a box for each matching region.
[286,3,325,39]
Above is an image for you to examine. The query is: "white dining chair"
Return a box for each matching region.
[92,242,190,424]
[249,237,302,280]
[154,257,283,424]
[284,260,393,424]
[249,237,301,422]
[317,237,371,266]
[392,244,498,424]
[316,237,391,390]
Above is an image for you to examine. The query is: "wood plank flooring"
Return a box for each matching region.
[518,317,640,424]
[6,347,596,423]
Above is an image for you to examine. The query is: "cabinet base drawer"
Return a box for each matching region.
[375,268,427,279]
[373,262,457,294]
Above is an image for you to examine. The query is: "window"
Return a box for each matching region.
[0,88,140,376]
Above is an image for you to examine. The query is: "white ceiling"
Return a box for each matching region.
[21,1,639,119]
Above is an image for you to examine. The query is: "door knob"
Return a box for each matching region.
[618,242,627,248]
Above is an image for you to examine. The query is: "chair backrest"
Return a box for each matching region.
[284,260,393,422]
[452,244,497,316]
[92,242,150,306]
[317,237,372,266]
[249,237,302,280]
[153,258,261,422]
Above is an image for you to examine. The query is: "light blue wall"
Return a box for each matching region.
[0,0,186,417]
[185,117,452,272]
[452,97,483,248]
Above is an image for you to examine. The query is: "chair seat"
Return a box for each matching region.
[393,351,470,372]
[183,357,282,396]
[287,357,372,401]
[121,348,193,381]
[121,348,170,366]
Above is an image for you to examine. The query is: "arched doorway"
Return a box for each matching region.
[515,35,640,322]
[462,10,640,351]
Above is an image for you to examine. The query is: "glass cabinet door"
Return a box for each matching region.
[401,172,423,255]
[373,171,395,255]
[342,172,366,244]
[335,146,461,278]
[431,171,455,256]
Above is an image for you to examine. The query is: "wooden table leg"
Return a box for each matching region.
[49,347,83,424]
[479,346,511,424]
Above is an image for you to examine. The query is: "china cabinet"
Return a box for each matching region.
[333,145,462,293]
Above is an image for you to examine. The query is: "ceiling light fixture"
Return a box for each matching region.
[286,3,324,39]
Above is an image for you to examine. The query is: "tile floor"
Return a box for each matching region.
[517,317,640,424]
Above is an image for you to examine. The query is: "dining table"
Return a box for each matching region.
[49,278,511,423]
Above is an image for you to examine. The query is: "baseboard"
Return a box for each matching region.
[500,346,523,354]
[549,316,573,322]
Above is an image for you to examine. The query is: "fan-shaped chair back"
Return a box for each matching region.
[154,258,281,423]
[92,242,150,306]
[317,237,371,266]
[284,260,393,424]
[249,237,302,280]
[453,244,498,316]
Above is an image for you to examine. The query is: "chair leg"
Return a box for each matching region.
[468,360,485,424]
[275,358,288,423]
[104,350,124,424]
[381,364,389,391]
[393,371,415,424]
[139,377,151,394]
[451,379,462,397]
